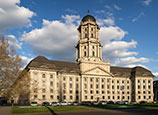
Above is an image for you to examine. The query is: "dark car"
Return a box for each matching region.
[107,101,114,104]
[139,101,147,104]
[81,101,89,105]
[42,102,49,106]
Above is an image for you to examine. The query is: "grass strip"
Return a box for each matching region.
[12,106,93,114]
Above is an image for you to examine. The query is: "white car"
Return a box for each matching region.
[31,102,38,106]
[60,102,68,106]
[99,101,107,105]
[51,102,58,106]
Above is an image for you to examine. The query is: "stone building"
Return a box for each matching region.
[13,13,154,105]
[153,80,158,101]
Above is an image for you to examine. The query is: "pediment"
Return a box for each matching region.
[82,67,113,76]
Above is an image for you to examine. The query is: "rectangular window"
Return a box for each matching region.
[118,96,120,99]
[91,96,93,99]
[96,85,99,88]
[42,81,45,86]
[70,96,73,99]
[64,96,66,99]
[90,84,93,88]
[90,90,93,94]
[92,51,95,56]
[107,85,110,89]
[85,96,87,99]
[96,91,99,94]
[70,77,72,81]
[85,34,88,38]
[42,74,45,78]
[50,74,53,78]
[91,33,93,38]
[108,96,110,99]
[112,86,114,89]
[84,84,87,88]
[76,84,79,88]
[96,78,99,82]
[50,89,53,93]
[34,95,37,99]
[70,90,72,94]
[102,91,104,94]
[42,89,46,93]
[143,85,145,89]
[50,81,53,86]
[102,96,105,99]
[50,95,53,99]
[76,78,78,81]
[70,83,72,88]
[84,51,86,56]
[102,85,104,88]
[63,77,66,81]
[117,80,119,83]
[43,95,46,99]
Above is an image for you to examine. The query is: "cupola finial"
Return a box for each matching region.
[88,10,90,15]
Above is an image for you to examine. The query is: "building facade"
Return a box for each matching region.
[13,13,154,105]
[153,80,158,101]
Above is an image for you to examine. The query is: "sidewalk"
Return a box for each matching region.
[0,106,11,115]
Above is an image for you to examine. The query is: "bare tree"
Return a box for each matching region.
[0,35,23,99]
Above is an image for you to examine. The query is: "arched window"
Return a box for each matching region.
[84,51,86,56]
[85,34,88,38]
[91,33,93,38]
[92,51,95,56]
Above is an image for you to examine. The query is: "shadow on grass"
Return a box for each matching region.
[45,106,58,115]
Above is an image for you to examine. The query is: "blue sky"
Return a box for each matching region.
[0,0,158,78]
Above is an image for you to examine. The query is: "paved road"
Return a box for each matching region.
[0,106,11,115]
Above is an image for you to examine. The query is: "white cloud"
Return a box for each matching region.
[0,0,35,32]
[20,55,33,67]
[100,26,127,43]
[143,0,152,6]
[153,72,158,77]
[7,35,22,49]
[97,18,115,26]
[132,12,144,22]
[21,14,150,67]
[115,57,149,66]
[114,4,121,11]
[21,15,80,61]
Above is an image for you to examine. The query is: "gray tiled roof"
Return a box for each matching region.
[26,56,154,77]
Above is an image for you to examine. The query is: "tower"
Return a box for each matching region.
[75,11,102,62]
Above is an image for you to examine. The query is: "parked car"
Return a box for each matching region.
[67,102,73,105]
[93,101,98,105]
[107,101,114,104]
[31,102,38,106]
[115,101,123,104]
[139,101,147,104]
[42,102,49,106]
[51,102,58,106]
[131,101,137,104]
[81,101,89,105]
[73,101,79,105]
[123,101,129,104]
[60,102,68,106]
[99,101,107,105]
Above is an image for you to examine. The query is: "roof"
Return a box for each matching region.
[26,56,154,77]
[82,14,96,22]
[26,56,80,73]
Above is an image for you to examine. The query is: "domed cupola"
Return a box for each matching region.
[82,14,96,22]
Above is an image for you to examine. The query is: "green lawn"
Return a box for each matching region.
[12,106,94,114]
